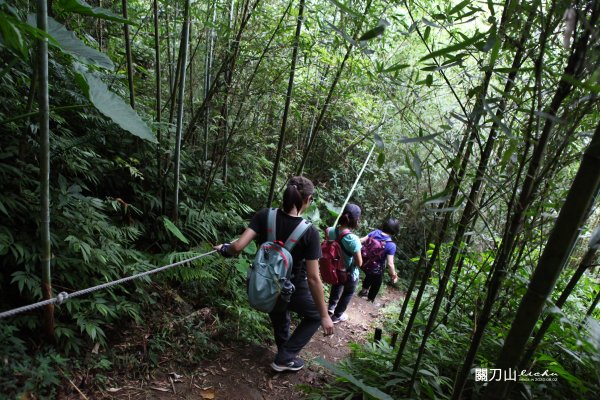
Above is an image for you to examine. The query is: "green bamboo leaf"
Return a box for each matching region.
[325,21,356,45]
[422,18,442,28]
[56,0,131,24]
[316,358,394,400]
[377,151,385,167]
[74,63,157,143]
[449,0,471,15]
[163,217,190,244]
[326,0,362,20]
[358,24,385,42]
[419,31,486,61]
[425,74,433,87]
[423,191,450,205]
[382,62,410,73]
[373,133,384,148]
[398,132,441,143]
[588,227,600,249]
[483,33,496,53]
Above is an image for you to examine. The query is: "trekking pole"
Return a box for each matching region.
[333,142,376,227]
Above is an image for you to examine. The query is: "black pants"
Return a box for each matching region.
[362,271,384,301]
[269,277,321,364]
[328,277,358,318]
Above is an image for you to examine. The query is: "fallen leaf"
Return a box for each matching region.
[200,388,215,399]
[150,387,170,392]
[106,388,121,393]
[169,372,183,379]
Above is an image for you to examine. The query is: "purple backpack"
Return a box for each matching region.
[361,236,389,273]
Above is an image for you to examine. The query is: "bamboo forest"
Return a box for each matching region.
[1,0,599,398]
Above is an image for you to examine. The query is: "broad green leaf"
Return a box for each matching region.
[316,358,394,400]
[398,132,441,143]
[0,11,27,58]
[56,0,130,24]
[424,26,431,41]
[420,32,486,61]
[28,15,114,69]
[74,64,157,143]
[163,217,190,244]
[358,25,385,42]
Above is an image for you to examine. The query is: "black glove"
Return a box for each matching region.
[219,243,233,258]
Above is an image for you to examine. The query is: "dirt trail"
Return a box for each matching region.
[91,287,404,400]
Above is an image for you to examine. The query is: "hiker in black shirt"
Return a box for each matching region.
[214,176,334,372]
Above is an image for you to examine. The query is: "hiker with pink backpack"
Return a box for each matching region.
[321,204,363,324]
[358,218,400,302]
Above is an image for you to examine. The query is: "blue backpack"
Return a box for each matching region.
[247,208,311,312]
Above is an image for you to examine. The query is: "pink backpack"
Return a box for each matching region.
[319,228,351,285]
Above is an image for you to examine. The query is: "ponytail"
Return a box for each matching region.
[282,176,314,213]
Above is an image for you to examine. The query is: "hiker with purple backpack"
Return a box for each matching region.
[358,218,400,302]
[325,204,363,324]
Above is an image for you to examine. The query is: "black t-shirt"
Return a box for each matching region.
[249,208,321,274]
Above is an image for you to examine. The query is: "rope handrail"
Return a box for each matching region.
[0,250,217,320]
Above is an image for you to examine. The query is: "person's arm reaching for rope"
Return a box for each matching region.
[387,254,398,283]
[214,228,257,257]
[305,259,334,335]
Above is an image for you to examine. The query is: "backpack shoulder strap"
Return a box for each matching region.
[267,208,277,242]
[335,228,353,256]
[284,219,312,251]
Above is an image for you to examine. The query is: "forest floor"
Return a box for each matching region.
[72,286,404,400]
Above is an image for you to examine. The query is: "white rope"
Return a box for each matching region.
[0,250,217,319]
[333,142,377,227]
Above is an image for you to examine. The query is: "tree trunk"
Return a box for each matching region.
[453,2,598,395]
[172,0,191,222]
[37,0,54,340]
[122,0,135,108]
[580,288,600,329]
[295,0,373,175]
[266,0,305,206]
[519,246,597,368]
[153,0,164,212]
[406,0,528,386]
[203,0,217,161]
[483,116,600,399]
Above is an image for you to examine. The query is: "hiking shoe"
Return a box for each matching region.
[331,312,348,324]
[358,289,368,297]
[271,358,305,372]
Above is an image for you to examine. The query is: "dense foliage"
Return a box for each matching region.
[1,0,599,398]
